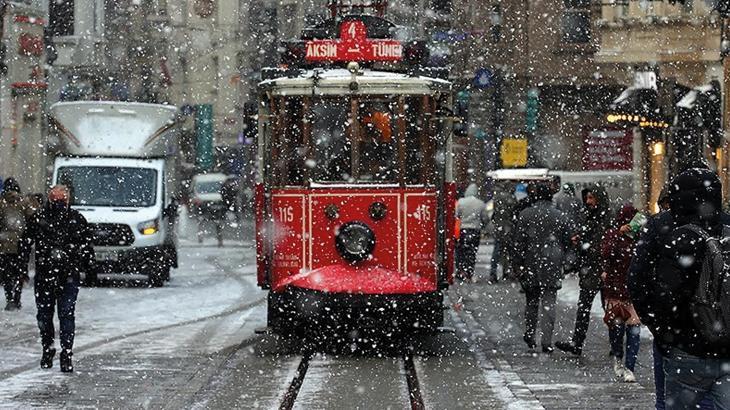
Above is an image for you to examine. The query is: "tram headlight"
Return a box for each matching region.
[335,221,376,264]
[368,202,387,221]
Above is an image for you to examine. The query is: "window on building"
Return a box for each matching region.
[562,0,591,44]
[49,0,74,37]
[432,0,451,14]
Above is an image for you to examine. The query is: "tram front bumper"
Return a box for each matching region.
[268,287,444,334]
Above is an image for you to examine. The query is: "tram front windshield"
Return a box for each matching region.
[269,95,440,186]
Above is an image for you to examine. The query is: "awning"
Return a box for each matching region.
[606,84,666,128]
[675,80,722,147]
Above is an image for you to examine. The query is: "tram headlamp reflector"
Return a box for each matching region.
[369,202,387,221]
[335,221,376,263]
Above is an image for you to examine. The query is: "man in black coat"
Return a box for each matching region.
[513,183,573,353]
[556,185,611,356]
[629,168,730,409]
[26,185,93,373]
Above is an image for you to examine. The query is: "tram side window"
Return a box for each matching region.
[274,98,305,186]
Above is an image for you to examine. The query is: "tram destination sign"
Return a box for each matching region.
[305,20,403,62]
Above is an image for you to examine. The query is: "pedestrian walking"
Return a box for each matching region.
[455,183,489,282]
[0,178,32,310]
[556,185,611,356]
[26,185,94,372]
[489,181,517,282]
[600,204,641,383]
[513,183,573,354]
[629,168,730,409]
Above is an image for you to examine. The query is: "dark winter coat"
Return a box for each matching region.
[513,198,573,290]
[0,191,30,254]
[576,185,611,290]
[26,205,94,282]
[601,204,637,301]
[628,168,730,358]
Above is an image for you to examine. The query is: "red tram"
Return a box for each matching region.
[255,2,455,335]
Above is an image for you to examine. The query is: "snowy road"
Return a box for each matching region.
[0,233,656,409]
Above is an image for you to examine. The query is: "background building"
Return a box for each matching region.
[0,0,48,193]
[450,0,621,195]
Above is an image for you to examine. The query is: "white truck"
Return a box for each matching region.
[49,101,180,287]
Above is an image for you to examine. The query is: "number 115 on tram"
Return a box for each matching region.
[253,63,456,336]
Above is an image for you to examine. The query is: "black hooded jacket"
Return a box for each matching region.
[26,204,94,282]
[628,168,730,358]
[576,185,611,290]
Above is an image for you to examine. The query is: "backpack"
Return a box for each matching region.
[684,224,730,346]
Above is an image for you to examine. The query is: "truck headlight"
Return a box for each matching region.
[335,221,375,263]
[137,219,159,235]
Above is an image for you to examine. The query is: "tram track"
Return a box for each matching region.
[275,346,426,410]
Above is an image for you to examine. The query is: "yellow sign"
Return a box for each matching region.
[500,138,528,167]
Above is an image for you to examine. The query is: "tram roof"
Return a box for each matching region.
[258,68,451,96]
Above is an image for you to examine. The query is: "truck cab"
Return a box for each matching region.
[49,102,179,287]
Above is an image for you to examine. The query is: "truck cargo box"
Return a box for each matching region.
[50,101,178,158]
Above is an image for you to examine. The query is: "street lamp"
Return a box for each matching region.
[490,5,502,43]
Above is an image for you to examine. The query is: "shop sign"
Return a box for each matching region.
[500,138,528,167]
[582,129,633,171]
[305,20,402,62]
[18,33,43,56]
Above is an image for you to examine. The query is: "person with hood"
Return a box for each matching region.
[455,183,489,281]
[553,183,582,226]
[556,185,611,356]
[489,181,517,283]
[26,185,93,373]
[0,178,31,310]
[629,168,730,409]
[601,204,641,383]
[513,183,573,353]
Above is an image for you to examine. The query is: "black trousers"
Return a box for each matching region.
[524,286,558,348]
[0,253,24,305]
[572,286,600,347]
[35,276,79,351]
[456,229,481,279]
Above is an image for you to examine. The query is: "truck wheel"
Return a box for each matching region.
[83,272,98,287]
[149,268,166,288]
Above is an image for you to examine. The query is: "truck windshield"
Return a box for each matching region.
[57,166,158,207]
[195,181,224,194]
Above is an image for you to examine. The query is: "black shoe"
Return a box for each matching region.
[489,276,498,284]
[555,341,582,356]
[523,334,537,349]
[41,348,56,369]
[542,345,554,354]
[60,350,73,373]
[4,301,20,311]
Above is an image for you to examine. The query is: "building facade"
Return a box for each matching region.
[0,1,48,193]
[595,1,725,209]
[449,0,620,196]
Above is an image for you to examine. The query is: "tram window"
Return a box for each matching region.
[356,101,397,183]
[312,99,352,182]
[273,97,306,186]
[275,96,438,186]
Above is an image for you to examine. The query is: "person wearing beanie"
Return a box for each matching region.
[513,182,572,354]
[629,167,730,409]
[26,185,93,372]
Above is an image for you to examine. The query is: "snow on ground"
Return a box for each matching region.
[0,214,260,375]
